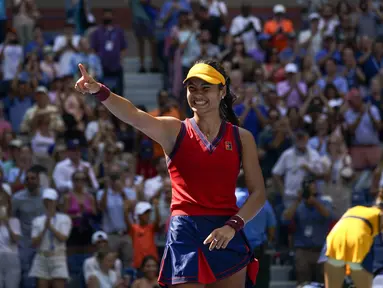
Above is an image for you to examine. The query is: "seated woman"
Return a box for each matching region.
[87,248,122,288]
[318,196,383,288]
[131,256,160,288]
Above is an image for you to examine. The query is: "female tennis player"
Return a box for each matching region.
[75,59,266,288]
[318,202,383,288]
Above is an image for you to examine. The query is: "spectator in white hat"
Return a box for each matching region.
[29,188,72,287]
[264,4,294,51]
[19,86,64,135]
[83,231,122,285]
[299,12,323,57]
[0,166,22,288]
[277,63,307,108]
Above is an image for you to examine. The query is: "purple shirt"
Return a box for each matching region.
[277,80,307,108]
[91,26,127,72]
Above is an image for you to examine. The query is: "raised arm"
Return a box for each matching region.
[75,64,181,154]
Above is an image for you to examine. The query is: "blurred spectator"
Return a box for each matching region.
[342,47,366,88]
[258,111,293,181]
[357,0,383,38]
[236,171,276,288]
[40,47,60,83]
[0,29,23,83]
[300,54,321,88]
[24,26,48,59]
[53,23,80,77]
[87,248,122,288]
[317,58,348,96]
[52,139,99,193]
[20,86,65,135]
[97,168,133,268]
[299,13,322,58]
[63,170,97,255]
[130,201,159,269]
[131,256,159,288]
[29,188,72,288]
[91,9,127,95]
[200,0,228,45]
[358,37,383,85]
[11,166,44,288]
[279,33,306,66]
[196,29,220,60]
[322,134,353,219]
[272,130,323,206]
[8,145,32,193]
[263,48,285,83]
[0,176,21,288]
[83,231,123,285]
[143,157,169,201]
[318,3,339,35]
[343,88,382,170]
[229,3,262,54]
[130,0,159,73]
[70,37,103,81]
[85,104,113,144]
[12,0,39,46]
[0,103,11,136]
[0,0,5,43]
[264,5,295,52]
[235,84,267,143]
[315,33,342,69]
[282,175,331,285]
[277,63,307,108]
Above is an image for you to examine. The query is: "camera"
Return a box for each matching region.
[301,174,315,199]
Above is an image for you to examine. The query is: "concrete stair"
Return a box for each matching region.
[270,265,295,288]
[122,57,162,111]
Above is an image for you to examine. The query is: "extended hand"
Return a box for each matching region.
[75,63,101,94]
[203,225,235,251]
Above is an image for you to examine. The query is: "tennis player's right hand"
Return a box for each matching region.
[75,63,101,94]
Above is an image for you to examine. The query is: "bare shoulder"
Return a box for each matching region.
[238,127,256,147]
[156,116,183,153]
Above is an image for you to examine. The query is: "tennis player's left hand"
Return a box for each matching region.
[203,225,235,251]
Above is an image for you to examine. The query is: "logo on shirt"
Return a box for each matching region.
[225,141,232,151]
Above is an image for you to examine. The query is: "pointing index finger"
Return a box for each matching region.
[78,63,90,79]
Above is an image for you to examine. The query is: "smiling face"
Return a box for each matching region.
[186,78,225,115]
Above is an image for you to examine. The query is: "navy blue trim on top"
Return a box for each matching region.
[167,121,186,161]
[189,118,226,153]
[233,125,242,161]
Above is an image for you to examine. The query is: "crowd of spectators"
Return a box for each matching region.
[1,0,383,287]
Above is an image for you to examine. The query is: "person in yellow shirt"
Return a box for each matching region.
[318,198,383,288]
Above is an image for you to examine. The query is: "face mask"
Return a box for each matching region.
[103,18,112,25]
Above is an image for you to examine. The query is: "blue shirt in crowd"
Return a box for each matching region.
[282,197,332,248]
[236,188,276,249]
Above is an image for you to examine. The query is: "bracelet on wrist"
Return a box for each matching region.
[92,84,111,102]
[225,214,245,232]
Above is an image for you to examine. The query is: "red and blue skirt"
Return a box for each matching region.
[158,215,258,287]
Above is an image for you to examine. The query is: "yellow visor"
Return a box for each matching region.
[183,63,226,85]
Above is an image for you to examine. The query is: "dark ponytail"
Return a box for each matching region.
[194,59,239,126]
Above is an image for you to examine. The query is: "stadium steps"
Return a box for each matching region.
[122,57,162,111]
[270,280,296,288]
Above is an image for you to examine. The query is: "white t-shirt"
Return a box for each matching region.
[230,15,262,52]
[143,175,164,200]
[31,213,72,251]
[200,0,227,17]
[298,29,322,57]
[31,131,55,157]
[83,255,122,282]
[53,35,80,77]
[93,270,118,288]
[0,44,23,80]
[0,217,21,254]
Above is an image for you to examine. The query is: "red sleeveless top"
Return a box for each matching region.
[168,118,242,216]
